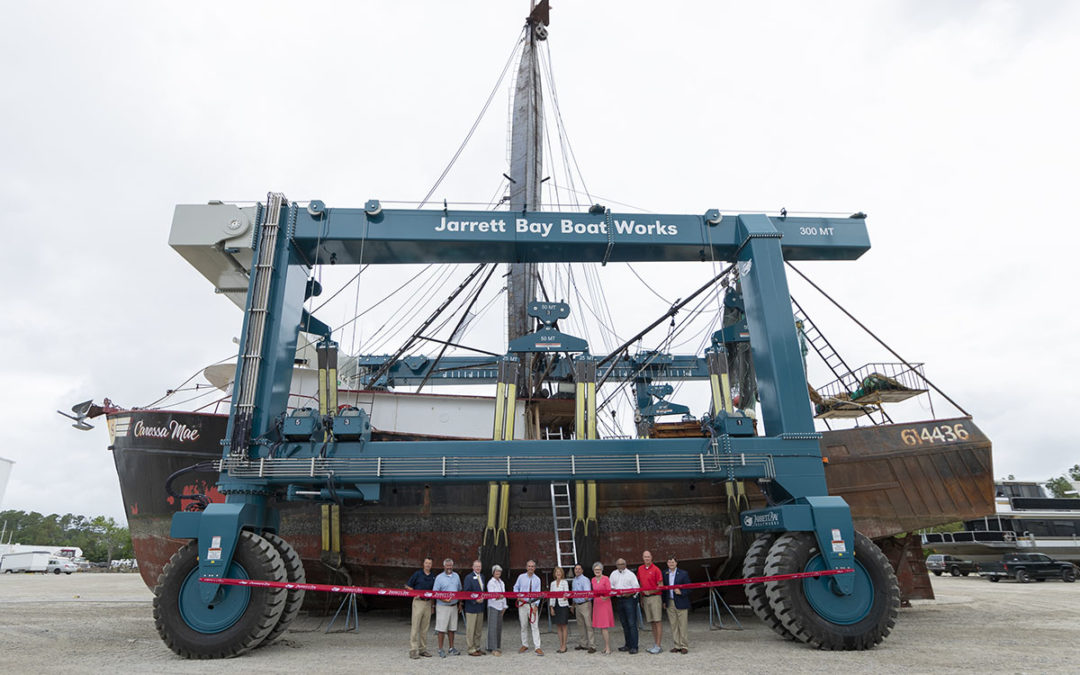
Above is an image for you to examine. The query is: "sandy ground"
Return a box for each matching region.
[1,572,1078,673]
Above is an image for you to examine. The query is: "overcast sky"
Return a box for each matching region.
[1,1,1078,523]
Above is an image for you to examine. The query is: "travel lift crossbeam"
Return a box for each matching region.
[155,198,898,657]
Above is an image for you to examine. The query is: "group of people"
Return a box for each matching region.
[404,550,692,659]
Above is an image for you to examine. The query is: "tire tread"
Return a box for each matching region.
[258,532,306,647]
[152,531,287,659]
[743,534,795,640]
[764,531,899,651]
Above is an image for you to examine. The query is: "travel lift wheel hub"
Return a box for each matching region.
[178,561,250,633]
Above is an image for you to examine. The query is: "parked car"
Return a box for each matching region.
[926,554,978,577]
[46,558,79,575]
[977,553,1078,583]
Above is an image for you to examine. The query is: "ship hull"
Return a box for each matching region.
[108,411,994,592]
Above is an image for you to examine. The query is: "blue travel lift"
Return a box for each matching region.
[153,197,899,657]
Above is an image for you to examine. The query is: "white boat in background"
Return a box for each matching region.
[921,481,1080,563]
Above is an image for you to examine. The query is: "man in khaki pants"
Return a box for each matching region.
[406,557,437,659]
[637,550,664,654]
[664,556,691,654]
[462,560,487,655]
[571,563,595,652]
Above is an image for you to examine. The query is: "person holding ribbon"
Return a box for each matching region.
[637,550,664,654]
[513,559,543,655]
[571,563,595,653]
[433,558,462,658]
[549,566,570,653]
[405,557,436,659]
[590,561,614,655]
[486,564,507,656]
[462,559,487,656]
[609,557,640,653]
[665,555,691,654]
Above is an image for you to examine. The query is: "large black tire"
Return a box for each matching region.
[153,531,287,659]
[1063,567,1076,583]
[1015,569,1030,583]
[932,570,942,577]
[743,534,795,640]
[949,566,960,577]
[988,576,1000,583]
[258,532,306,647]
[764,531,899,650]
[53,568,61,575]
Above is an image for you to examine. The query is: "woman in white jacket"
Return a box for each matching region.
[549,566,571,653]
[486,565,507,656]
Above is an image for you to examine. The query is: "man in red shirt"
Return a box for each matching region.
[637,550,664,654]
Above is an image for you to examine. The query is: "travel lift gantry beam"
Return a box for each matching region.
[154,198,899,657]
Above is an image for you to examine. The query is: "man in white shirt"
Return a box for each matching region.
[513,559,543,655]
[609,558,640,653]
[433,558,462,658]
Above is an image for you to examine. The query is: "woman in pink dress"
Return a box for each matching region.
[590,562,614,655]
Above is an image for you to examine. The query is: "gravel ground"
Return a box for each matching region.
[1,573,1078,673]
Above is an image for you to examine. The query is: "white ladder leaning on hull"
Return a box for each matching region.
[550,481,578,569]
[548,480,579,631]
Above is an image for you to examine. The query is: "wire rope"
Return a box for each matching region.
[419,28,526,208]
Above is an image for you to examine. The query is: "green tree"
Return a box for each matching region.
[85,515,133,563]
[0,509,133,562]
[1045,464,1080,498]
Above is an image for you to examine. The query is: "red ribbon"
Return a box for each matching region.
[199,568,852,601]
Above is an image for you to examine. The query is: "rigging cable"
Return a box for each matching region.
[331,264,437,340]
[540,40,592,205]
[363,264,491,387]
[786,261,970,417]
[142,353,237,409]
[626,263,671,304]
[312,265,370,313]
[419,28,527,208]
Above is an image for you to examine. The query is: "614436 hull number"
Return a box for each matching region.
[900,423,969,446]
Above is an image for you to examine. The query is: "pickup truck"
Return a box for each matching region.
[926,554,978,577]
[976,553,1078,583]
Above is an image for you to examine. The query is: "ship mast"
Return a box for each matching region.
[506,0,549,434]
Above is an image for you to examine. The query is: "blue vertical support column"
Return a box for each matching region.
[734,215,855,589]
[243,202,315,455]
[177,196,313,591]
[733,214,815,439]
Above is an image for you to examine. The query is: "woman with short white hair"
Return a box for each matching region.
[590,562,614,655]
[486,564,507,656]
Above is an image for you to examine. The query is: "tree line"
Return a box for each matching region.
[0,510,134,563]
[1045,464,1080,498]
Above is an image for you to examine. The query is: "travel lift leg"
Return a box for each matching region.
[154,193,299,658]
[731,215,898,650]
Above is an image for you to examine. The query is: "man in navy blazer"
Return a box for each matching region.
[462,560,487,656]
[664,556,691,653]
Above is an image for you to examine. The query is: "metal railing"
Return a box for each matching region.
[817,362,927,402]
[217,451,776,481]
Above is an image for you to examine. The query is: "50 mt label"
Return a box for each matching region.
[900,423,969,446]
